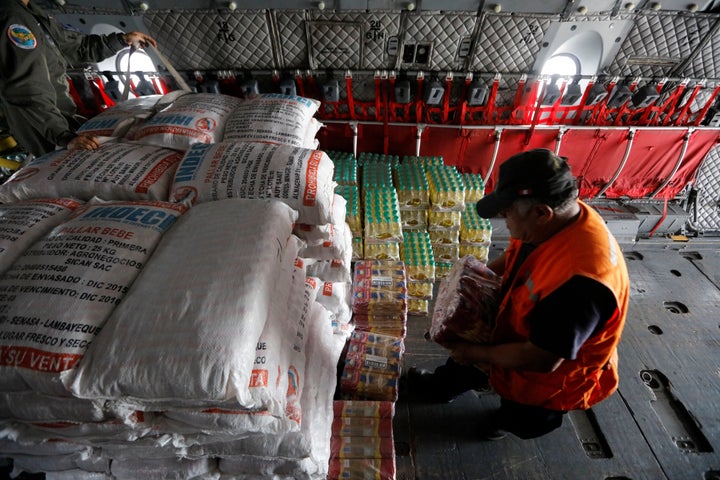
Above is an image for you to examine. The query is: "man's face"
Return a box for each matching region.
[498,200,537,243]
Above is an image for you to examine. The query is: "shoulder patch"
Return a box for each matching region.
[7,24,37,50]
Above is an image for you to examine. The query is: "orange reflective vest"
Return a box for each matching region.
[490,200,629,411]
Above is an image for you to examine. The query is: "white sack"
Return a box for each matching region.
[169,142,336,225]
[128,93,242,151]
[0,143,182,203]
[223,94,320,148]
[65,199,298,408]
[293,194,346,247]
[0,391,106,423]
[45,471,113,480]
[0,438,89,456]
[111,456,216,480]
[77,93,187,138]
[0,200,187,394]
[161,239,311,438]
[0,199,81,275]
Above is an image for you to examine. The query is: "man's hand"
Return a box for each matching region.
[67,134,100,151]
[123,31,157,49]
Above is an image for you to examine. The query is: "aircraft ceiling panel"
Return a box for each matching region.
[471,14,553,73]
[143,10,276,71]
[608,13,716,79]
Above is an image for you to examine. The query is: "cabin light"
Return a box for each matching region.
[55,0,66,5]
[493,4,502,13]
[651,2,661,10]
[317,1,325,11]
[139,2,149,11]
[688,3,698,11]
[624,2,635,11]
[228,1,237,10]
[406,2,416,11]
[577,6,588,14]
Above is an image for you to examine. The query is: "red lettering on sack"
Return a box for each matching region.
[249,369,268,387]
[303,151,322,206]
[136,153,182,193]
[323,282,333,297]
[0,346,81,372]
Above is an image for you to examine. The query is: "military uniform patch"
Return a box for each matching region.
[7,24,37,50]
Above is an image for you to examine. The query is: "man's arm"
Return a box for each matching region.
[486,250,506,276]
[449,340,564,373]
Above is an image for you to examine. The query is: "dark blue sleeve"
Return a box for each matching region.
[529,276,617,360]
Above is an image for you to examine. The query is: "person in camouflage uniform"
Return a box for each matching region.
[0,0,156,156]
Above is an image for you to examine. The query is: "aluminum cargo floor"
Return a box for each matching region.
[395,243,720,480]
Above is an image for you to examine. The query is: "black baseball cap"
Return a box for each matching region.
[475,148,577,218]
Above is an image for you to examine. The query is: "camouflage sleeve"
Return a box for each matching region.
[0,18,75,148]
[53,26,128,66]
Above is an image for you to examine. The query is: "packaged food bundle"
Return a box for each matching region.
[331,155,358,186]
[333,400,395,419]
[460,243,490,263]
[352,311,407,338]
[363,242,400,261]
[362,161,394,189]
[461,206,493,244]
[401,230,436,282]
[393,163,429,208]
[462,172,486,203]
[328,457,396,480]
[335,184,361,233]
[331,415,393,438]
[426,165,466,211]
[432,243,460,262]
[402,155,443,167]
[429,229,460,245]
[428,209,461,229]
[352,260,407,316]
[364,187,402,243]
[330,435,395,459]
[340,330,404,389]
[400,208,427,230]
[407,281,433,300]
[408,298,430,316]
[429,255,502,347]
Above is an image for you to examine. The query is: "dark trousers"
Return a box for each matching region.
[435,358,567,439]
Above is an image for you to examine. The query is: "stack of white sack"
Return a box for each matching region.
[211,301,346,479]
[0,91,348,479]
